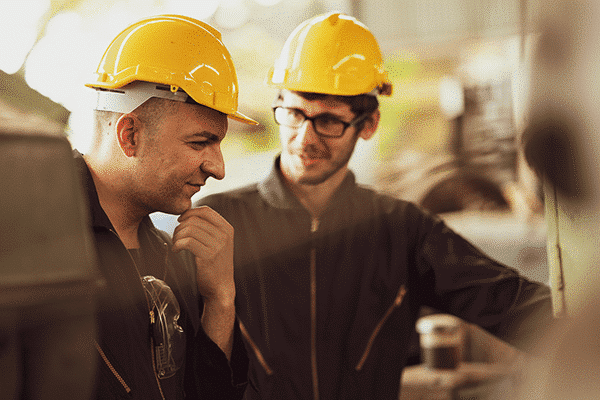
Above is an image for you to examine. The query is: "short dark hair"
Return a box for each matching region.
[275,90,379,134]
[134,97,177,131]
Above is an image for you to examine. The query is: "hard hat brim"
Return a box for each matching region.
[229,111,259,125]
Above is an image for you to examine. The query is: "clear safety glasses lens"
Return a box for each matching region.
[141,276,186,379]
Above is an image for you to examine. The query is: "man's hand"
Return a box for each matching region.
[172,206,235,359]
[172,206,235,303]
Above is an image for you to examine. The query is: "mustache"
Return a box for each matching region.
[293,144,329,159]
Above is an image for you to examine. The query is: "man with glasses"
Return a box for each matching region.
[79,15,255,399]
[198,12,554,399]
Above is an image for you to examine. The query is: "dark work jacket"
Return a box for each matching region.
[74,152,248,399]
[197,156,554,400]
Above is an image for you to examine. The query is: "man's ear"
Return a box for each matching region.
[116,114,141,157]
[359,109,380,141]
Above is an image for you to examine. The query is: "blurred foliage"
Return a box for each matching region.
[377,53,457,161]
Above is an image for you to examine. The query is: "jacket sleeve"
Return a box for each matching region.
[408,204,555,353]
[159,230,249,399]
[184,316,249,399]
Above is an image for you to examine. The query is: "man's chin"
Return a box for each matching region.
[282,159,330,185]
[160,200,192,216]
[297,173,329,186]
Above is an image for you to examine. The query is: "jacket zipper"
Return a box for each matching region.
[93,230,134,394]
[96,229,167,399]
[310,218,320,400]
[355,284,407,371]
[239,321,273,375]
[95,341,132,394]
[236,218,321,386]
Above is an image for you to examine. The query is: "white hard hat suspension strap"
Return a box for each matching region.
[93,81,190,114]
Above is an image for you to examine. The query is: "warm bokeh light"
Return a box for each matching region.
[24,12,95,111]
[215,0,251,30]
[0,0,50,74]
[439,76,464,119]
[253,0,283,6]
[163,0,221,20]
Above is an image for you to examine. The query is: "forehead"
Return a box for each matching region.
[163,101,228,139]
[279,90,353,116]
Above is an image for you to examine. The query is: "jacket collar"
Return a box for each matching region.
[257,154,357,212]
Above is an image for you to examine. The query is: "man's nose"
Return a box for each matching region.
[294,119,320,146]
[201,146,225,180]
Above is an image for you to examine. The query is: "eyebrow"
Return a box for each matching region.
[187,131,222,142]
[287,107,351,121]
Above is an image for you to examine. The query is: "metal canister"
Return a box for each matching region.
[416,314,463,369]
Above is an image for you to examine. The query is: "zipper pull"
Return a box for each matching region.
[150,309,155,324]
[311,218,320,233]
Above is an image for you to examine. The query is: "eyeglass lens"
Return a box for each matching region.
[274,107,347,137]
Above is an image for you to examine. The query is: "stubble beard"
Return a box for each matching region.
[294,145,355,186]
[142,179,193,216]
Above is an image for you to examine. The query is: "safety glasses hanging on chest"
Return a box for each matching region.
[141,276,186,379]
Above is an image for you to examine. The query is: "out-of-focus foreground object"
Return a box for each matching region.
[0,70,70,133]
[523,0,600,318]
[416,314,463,370]
[518,0,600,398]
[402,314,525,399]
[0,87,100,397]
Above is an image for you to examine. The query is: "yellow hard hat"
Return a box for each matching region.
[86,14,257,125]
[266,12,392,97]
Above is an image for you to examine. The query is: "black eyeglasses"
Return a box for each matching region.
[272,106,370,138]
